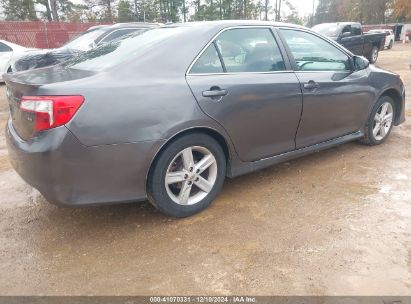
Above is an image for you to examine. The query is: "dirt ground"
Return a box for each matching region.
[0,44,410,296]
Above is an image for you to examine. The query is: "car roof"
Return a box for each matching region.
[164,20,304,30]
[314,22,360,26]
[110,22,161,28]
[86,22,159,33]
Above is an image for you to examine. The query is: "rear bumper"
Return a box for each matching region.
[6,118,164,207]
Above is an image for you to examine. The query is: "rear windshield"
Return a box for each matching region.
[63,27,186,72]
[64,28,107,51]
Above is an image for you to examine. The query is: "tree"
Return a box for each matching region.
[83,0,116,22]
[283,0,303,25]
[389,0,411,22]
[1,0,37,20]
[58,0,78,21]
[50,0,59,20]
[263,0,269,20]
[35,0,52,21]
[117,0,134,21]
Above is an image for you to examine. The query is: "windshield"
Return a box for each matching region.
[63,28,107,51]
[63,27,186,72]
[312,24,341,37]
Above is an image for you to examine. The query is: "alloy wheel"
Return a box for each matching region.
[373,102,393,141]
[165,146,218,205]
[372,48,378,62]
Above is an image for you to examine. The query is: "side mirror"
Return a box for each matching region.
[341,31,351,38]
[353,56,370,70]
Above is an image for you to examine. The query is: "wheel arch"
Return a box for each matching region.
[145,127,232,190]
[379,88,403,125]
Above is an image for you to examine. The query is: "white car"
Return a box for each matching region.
[0,40,36,82]
[368,29,395,49]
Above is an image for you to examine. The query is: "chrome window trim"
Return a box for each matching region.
[186,25,289,76]
[188,70,295,76]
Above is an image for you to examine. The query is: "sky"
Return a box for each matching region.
[287,0,318,17]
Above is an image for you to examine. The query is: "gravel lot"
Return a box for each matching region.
[0,43,410,296]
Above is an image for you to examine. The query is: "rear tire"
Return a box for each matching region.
[360,96,395,146]
[368,46,379,63]
[147,133,226,218]
[387,40,393,50]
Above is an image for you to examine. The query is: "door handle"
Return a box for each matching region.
[303,81,320,90]
[202,88,228,98]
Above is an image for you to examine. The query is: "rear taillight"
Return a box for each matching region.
[20,95,84,132]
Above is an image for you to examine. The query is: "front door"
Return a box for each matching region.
[186,27,303,162]
[278,28,374,148]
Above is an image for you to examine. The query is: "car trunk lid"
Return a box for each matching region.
[4,66,93,140]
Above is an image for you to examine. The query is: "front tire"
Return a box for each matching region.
[360,96,395,146]
[147,133,226,218]
[387,40,393,50]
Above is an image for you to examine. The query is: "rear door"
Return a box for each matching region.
[278,28,374,148]
[339,24,364,56]
[186,27,303,162]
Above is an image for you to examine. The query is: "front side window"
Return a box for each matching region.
[342,25,352,36]
[189,27,286,74]
[280,29,351,71]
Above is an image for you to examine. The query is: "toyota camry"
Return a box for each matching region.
[4,21,406,217]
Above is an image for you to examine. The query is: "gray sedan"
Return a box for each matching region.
[5,21,406,218]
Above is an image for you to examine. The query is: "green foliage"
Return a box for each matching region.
[1,0,409,24]
[313,0,408,25]
[117,0,134,21]
[1,0,37,20]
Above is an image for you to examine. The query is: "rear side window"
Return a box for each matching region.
[280,29,351,71]
[190,43,224,74]
[216,28,285,72]
[189,28,286,74]
[351,25,362,36]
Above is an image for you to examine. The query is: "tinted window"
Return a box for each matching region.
[280,29,351,71]
[352,25,362,36]
[190,43,223,74]
[0,42,12,52]
[215,28,285,72]
[64,27,186,72]
[342,25,352,36]
[64,28,108,51]
[99,28,142,44]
